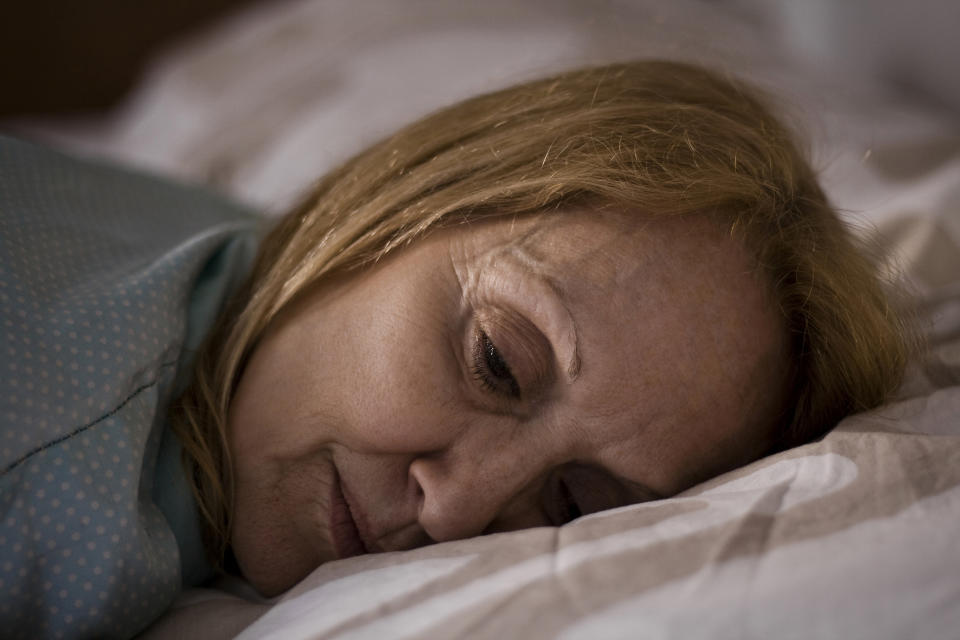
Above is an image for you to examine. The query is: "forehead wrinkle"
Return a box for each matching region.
[522,212,642,281]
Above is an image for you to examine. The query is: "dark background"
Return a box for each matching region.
[0,0,259,117]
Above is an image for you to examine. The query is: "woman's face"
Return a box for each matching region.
[227,210,788,596]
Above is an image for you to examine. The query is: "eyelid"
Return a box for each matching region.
[472,309,554,399]
[617,476,665,503]
[471,328,520,398]
[543,472,575,526]
[558,476,582,523]
[459,250,580,383]
[556,464,660,520]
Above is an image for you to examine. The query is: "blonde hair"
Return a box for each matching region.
[171,60,911,566]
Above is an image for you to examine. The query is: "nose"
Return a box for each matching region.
[409,429,555,543]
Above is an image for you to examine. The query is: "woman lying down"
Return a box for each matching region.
[0,60,910,638]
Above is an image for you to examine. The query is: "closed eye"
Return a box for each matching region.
[558,477,582,523]
[471,329,521,398]
[549,465,657,525]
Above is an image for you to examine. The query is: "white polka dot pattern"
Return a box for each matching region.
[0,136,260,639]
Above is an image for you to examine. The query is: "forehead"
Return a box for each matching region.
[447,209,751,304]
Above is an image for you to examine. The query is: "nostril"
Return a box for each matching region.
[408,459,427,514]
[414,482,425,521]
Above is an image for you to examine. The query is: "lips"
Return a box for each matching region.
[329,466,369,559]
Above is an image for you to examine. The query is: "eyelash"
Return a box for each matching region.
[472,329,521,398]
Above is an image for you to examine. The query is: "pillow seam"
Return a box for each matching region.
[1,359,178,475]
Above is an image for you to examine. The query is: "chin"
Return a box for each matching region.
[237,548,320,597]
[231,519,333,597]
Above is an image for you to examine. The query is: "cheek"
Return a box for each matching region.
[232,247,465,456]
[340,317,465,454]
[227,330,333,463]
[287,269,463,454]
[572,304,689,423]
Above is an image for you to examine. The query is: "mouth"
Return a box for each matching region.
[329,466,368,559]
